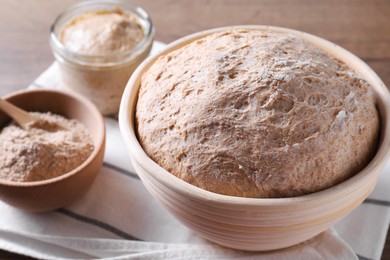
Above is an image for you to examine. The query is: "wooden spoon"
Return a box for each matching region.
[0,97,67,131]
[0,97,41,129]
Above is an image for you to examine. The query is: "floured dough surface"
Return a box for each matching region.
[136,29,379,198]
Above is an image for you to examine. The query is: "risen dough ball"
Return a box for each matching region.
[136,29,379,198]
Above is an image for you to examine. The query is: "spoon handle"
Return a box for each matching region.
[0,98,39,129]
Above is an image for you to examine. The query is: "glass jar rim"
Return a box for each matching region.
[50,0,154,67]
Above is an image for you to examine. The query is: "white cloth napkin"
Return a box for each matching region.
[0,41,389,260]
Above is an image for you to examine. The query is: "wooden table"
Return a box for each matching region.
[0,0,389,259]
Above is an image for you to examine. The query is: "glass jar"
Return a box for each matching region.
[50,0,154,115]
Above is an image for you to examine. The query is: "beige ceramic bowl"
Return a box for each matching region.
[119,25,390,251]
[0,89,105,212]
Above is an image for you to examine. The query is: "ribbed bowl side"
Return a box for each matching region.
[132,157,378,251]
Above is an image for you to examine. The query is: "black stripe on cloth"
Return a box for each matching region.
[103,162,140,180]
[357,253,373,260]
[57,208,142,241]
[363,198,390,207]
[106,115,118,121]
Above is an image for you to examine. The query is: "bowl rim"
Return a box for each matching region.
[119,25,390,206]
[0,88,106,187]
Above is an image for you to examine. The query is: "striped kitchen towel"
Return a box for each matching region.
[0,41,388,260]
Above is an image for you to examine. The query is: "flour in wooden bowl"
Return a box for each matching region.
[0,112,94,182]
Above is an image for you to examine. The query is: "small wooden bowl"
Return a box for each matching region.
[0,89,105,212]
[119,25,390,251]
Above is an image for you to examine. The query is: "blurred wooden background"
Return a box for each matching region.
[0,0,389,259]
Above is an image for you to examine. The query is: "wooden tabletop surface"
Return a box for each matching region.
[0,0,389,259]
